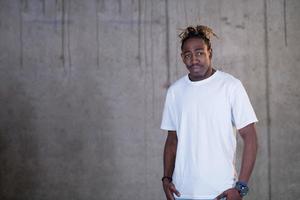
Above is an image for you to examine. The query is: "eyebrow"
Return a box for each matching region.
[182,48,204,54]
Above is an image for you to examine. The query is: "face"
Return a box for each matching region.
[181,38,212,81]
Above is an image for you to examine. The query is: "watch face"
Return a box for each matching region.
[240,186,249,196]
[235,182,249,197]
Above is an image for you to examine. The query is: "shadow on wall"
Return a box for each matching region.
[0,73,117,200]
[0,75,38,199]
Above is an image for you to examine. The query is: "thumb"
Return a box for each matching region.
[169,184,181,197]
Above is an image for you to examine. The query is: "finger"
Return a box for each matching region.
[166,187,175,200]
[166,185,175,200]
[169,185,181,197]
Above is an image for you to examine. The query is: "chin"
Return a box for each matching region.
[191,70,207,77]
[194,74,206,79]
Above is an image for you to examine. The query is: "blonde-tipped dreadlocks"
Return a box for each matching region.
[179,25,218,56]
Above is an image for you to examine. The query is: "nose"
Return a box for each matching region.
[191,53,199,64]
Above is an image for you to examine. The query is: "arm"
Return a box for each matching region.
[163,131,177,178]
[162,131,180,200]
[238,123,258,183]
[216,123,258,200]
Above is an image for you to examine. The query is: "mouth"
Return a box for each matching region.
[188,64,203,70]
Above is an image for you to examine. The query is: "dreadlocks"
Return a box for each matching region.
[179,25,218,55]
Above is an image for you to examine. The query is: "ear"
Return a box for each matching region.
[209,49,212,59]
[181,52,185,62]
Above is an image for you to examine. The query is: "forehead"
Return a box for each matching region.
[181,38,208,52]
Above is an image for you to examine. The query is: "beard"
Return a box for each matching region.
[187,63,212,81]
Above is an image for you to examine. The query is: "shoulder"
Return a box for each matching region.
[217,70,240,83]
[167,75,188,93]
[217,70,242,88]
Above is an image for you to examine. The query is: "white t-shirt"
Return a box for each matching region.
[161,70,258,199]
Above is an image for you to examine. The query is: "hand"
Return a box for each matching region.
[162,180,180,200]
[215,188,242,200]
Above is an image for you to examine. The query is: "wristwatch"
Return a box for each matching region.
[235,181,249,197]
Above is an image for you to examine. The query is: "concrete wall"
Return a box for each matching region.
[0,0,299,199]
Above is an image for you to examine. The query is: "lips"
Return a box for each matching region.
[189,64,203,71]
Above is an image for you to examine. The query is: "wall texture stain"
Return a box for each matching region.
[19,0,23,69]
[263,0,271,199]
[283,0,288,46]
[61,0,65,68]
[66,0,72,75]
[165,0,170,88]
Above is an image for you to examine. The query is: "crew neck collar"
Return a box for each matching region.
[185,70,219,85]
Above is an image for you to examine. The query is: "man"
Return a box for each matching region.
[160,25,258,200]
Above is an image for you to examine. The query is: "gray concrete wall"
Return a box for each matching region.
[0,0,299,200]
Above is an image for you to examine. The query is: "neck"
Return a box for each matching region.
[189,67,215,82]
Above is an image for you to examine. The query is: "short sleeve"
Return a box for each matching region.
[231,80,258,130]
[160,88,176,131]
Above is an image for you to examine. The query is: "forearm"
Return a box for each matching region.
[238,123,258,183]
[162,132,181,200]
[163,131,177,177]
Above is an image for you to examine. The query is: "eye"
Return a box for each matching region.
[184,54,192,59]
[196,51,204,56]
